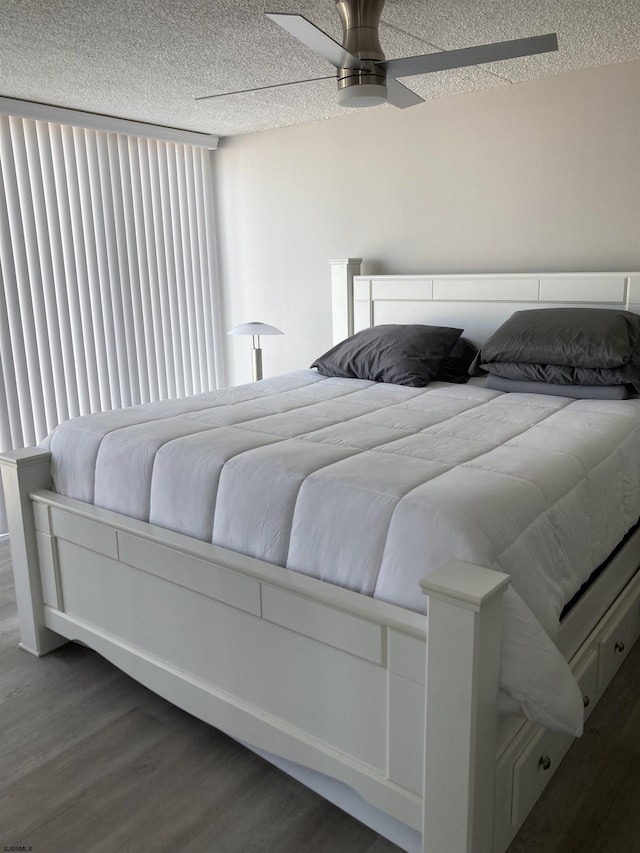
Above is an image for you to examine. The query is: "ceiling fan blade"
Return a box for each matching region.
[385,77,425,109]
[265,13,366,70]
[382,33,558,79]
[195,75,334,102]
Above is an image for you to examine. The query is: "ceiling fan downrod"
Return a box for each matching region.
[335,0,388,106]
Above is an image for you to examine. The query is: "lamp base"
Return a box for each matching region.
[252,347,263,381]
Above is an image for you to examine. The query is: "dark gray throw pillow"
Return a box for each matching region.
[311,324,463,387]
[480,307,640,369]
[481,360,640,391]
[486,374,631,400]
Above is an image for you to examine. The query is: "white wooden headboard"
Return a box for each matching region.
[329,261,640,346]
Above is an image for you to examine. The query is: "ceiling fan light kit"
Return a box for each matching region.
[337,81,387,107]
[202,1,558,111]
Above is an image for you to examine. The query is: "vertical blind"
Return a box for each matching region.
[0,113,223,532]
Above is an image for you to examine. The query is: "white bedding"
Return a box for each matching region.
[45,370,640,736]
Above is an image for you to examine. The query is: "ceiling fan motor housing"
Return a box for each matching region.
[335,0,387,106]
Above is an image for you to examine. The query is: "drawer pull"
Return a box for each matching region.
[583,695,590,708]
[539,756,552,771]
[615,641,625,653]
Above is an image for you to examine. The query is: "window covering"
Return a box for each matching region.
[0,113,223,532]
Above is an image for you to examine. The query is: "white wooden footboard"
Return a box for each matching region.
[1,448,510,853]
[6,446,640,852]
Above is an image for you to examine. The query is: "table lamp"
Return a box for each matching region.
[227,322,284,381]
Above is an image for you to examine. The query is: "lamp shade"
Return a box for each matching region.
[227,322,283,336]
[227,322,284,382]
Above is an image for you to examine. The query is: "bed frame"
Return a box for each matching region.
[3,265,640,853]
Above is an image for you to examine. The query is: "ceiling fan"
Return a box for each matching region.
[197,0,558,109]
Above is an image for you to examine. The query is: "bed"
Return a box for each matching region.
[3,264,640,853]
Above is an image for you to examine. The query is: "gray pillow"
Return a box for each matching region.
[480,307,640,369]
[311,324,463,387]
[477,307,640,391]
[483,360,640,389]
[486,374,631,400]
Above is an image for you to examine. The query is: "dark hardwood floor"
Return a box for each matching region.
[1,536,639,853]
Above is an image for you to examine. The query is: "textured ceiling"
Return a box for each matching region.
[2,0,639,138]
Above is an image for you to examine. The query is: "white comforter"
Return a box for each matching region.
[46,371,640,735]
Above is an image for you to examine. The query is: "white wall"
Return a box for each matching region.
[213,59,640,387]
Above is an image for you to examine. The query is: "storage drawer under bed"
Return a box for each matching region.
[510,647,598,827]
[501,574,640,844]
[597,591,640,692]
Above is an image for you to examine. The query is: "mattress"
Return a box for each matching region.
[44,370,640,736]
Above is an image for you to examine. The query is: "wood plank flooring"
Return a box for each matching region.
[1,536,639,853]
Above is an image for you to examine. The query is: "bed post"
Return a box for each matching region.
[329,258,362,344]
[420,561,509,853]
[0,448,67,656]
